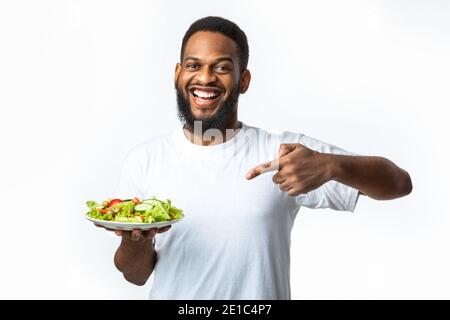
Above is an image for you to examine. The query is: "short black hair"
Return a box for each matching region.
[180,16,249,73]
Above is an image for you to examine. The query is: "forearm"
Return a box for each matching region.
[114,238,156,286]
[325,154,412,200]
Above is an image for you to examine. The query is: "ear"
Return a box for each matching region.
[174,63,181,88]
[239,69,251,94]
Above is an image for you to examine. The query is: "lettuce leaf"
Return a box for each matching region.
[86,197,184,223]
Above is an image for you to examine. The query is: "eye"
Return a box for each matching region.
[186,63,200,70]
[215,65,230,73]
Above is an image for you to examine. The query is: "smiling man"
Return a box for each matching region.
[109,16,412,299]
[175,26,249,137]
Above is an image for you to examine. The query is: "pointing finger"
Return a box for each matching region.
[245,158,279,180]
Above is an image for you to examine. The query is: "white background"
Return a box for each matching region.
[0,0,449,299]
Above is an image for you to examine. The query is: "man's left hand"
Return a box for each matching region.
[245,143,333,196]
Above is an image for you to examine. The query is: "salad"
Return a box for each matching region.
[86,197,184,223]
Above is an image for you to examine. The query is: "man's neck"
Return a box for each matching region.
[183,119,242,146]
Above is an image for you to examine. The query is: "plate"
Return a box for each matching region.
[86,216,183,231]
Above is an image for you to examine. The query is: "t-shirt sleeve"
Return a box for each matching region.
[280,131,360,212]
[115,147,146,199]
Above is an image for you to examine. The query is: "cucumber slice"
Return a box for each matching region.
[142,199,163,206]
[134,203,154,211]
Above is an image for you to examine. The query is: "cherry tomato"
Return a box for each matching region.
[108,199,123,207]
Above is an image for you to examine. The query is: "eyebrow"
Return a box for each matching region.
[183,56,234,63]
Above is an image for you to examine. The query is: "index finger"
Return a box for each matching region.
[245,158,279,180]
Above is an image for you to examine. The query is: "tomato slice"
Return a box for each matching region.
[108,199,123,207]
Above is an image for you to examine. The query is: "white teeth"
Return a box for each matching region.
[193,89,220,99]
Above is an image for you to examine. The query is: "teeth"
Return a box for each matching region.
[193,89,220,99]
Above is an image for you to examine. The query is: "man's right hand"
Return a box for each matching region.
[94,224,172,285]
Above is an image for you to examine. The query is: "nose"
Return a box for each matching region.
[195,66,217,84]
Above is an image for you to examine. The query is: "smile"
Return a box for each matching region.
[189,87,223,108]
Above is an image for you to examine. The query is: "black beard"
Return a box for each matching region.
[176,84,240,134]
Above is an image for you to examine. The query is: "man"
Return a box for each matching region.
[106,16,412,299]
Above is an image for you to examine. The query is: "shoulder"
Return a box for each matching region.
[245,124,353,155]
[273,128,354,155]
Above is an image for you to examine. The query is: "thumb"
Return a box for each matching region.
[279,143,297,158]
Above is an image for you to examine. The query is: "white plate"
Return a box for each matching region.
[86,216,183,231]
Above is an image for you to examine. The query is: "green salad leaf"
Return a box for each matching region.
[86,197,184,223]
[86,201,98,209]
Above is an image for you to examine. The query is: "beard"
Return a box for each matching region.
[176,84,240,134]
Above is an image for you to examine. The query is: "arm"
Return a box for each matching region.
[323,154,412,200]
[246,143,412,201]
[113,227,170,286]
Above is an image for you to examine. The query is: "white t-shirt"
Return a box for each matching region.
[116,122,359,300]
